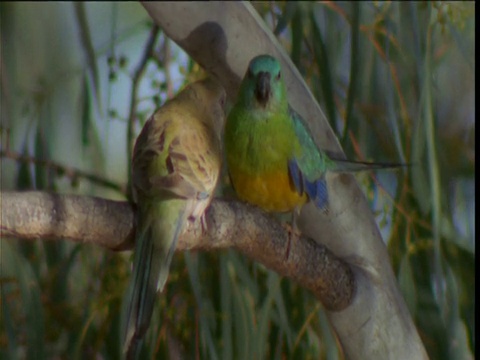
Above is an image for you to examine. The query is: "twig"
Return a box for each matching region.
[126,24,161,200]
[0,150,126,194]
[74,2,102,112]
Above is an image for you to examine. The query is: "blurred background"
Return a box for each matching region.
[0,2,474,359]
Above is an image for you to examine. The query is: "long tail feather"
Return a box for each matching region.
[123,227,159,359]
[123,200,186,358]
[330,158,411,173]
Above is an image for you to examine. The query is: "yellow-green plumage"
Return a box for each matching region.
[225,54,405,212]
[124,78,225,358]
[225,102,307,211]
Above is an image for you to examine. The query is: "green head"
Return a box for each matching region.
[237,54,288,113]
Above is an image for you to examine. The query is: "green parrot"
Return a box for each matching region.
[123,78,225,358]
[225,54,404,214]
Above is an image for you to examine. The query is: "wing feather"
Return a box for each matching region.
[288,107,332,209]
[132,109,220,201]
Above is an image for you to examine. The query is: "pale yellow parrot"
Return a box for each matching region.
[123,77,226,358]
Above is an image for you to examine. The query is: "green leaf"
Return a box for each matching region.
[310,7,338,135]
[290,4,304,70]
[273,2,297,36]
[73,2,102,114]
[1,284,18,359]
[272,278,293,350]
[1,241,46,359]
[220,255,233,360]
[81,75,92,147]
[255,272,280,357]
[398,253,417,315]
[411,126,431,215]
[231,269,254,360]
[444,264,474,359]
[34,126,49,189]
[185,253,219,360]
[342,2,361,146]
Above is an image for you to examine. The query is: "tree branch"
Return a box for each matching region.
[1,191,354,311]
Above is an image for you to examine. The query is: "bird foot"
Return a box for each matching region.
[199,213,208,234]
[187,213,208,234]
[282,222,301,260]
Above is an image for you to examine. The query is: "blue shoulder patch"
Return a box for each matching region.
[311,178,328,210]
[288,159,303,194]
[288,159,329,210]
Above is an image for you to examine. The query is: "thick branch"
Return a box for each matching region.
[1,191,354,311]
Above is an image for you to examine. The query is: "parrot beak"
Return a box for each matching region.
[255,71,271,106]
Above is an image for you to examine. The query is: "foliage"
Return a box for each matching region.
[1,2,474,359]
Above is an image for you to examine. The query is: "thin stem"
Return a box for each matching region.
[126,24,161,200]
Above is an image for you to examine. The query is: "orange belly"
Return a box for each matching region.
[231,169,307,212]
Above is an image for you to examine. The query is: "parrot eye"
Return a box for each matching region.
[275,71,281,81]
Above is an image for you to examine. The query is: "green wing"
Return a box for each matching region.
[287,106,406,209]
[287,107,335,209]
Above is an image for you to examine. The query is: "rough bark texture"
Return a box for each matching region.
[1,191,354,311]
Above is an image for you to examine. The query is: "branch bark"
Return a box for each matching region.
[139,2,429,359]
[1,191,353,311]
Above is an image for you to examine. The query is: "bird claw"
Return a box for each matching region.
[282,222,301,260]
[187,213,208,234]
[199,213,208,234]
